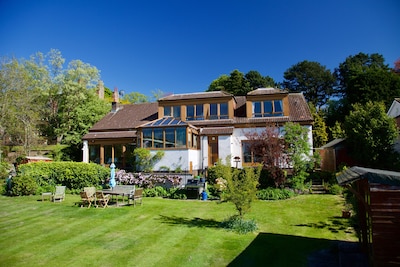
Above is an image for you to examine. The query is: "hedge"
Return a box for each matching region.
[14,162,109,194]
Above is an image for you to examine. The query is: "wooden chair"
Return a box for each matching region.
[52,186,66,202]
[130,188,143,206]
[95,191,110,208]
[83,187,96,199]
[80,191,94,208]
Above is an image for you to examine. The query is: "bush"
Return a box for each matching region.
[10,175,38,196]
[15,162,109,193]
[257,188,295,200]
[328,184,343,195]
[144,186,168,197]
[168,188,187,199]
[220,215,258,234]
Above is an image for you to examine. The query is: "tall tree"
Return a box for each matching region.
[343,101,399,170]
[283,60,335,108]
[207,70,276,95]
[309,104,328,148]
[123,92,148,103]
[335,52,400,114]
[245,70,275,90]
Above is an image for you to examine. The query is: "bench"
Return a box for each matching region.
[112,185,135,205]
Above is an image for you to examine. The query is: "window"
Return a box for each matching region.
[163,106,181,119]
[141,127,188,149]
[242,141,262,164]
[252,100,283,117]
[209,102,228,120]
[173,106,181,119]
[164,106,171,116]
[186,104,204,121]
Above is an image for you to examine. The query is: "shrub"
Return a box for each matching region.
[144,186,168,197]
[207,160,231,184]
[16,162,109,193]
[257,188,295,200]
[10,175,38,196]
[115,170,182,188]
[220,215,258,234]
[328,184,343,195]
[168,188,187,199]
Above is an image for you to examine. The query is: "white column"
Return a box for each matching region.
[82,140,89,163]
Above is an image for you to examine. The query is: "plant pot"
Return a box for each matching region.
[342,210,352,218]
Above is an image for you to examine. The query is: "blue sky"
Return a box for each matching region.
[1,0,399,97]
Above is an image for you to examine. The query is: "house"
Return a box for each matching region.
[82,88,313,174]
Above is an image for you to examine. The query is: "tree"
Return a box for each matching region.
[283,122,316,189]
[133,148,164,172]
[309,104,328,147]
[335,52,400,115]
[223,165,261,218]
[245,124,288,188]
[123,92,148,103]
[207,70,276,96]
[0,56,45,154]
[283,60,335,108]
[343,101,399,170]
[245,70,275,90]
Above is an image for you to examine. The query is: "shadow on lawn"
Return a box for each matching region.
[228,233,368,267]
[294,216,354,234]
[158,215,220,228]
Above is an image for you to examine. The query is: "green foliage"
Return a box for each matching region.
[309,104,328,147]
[207,159,231,184]
[257,188,295,200]
[344,101,399,170]
[283,60,336,108]
[16,162,108,193]
[207,69,275,95]
[10,174,38,196]
[143,186,168,197]
[223,166,261,218]
[328,184,343,195]
[335,52,400,116]
[283,122,314,189]
[329,121,346,139]
[220,215,258,234]
[167,188,188,199]
[122,92,148,103]
[133,148,165,172]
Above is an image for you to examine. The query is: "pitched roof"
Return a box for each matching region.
[159,91,233,101]
[247,87,288,95]
[288,93,313,122]
[89,102,158,131]
[336,166,400,186]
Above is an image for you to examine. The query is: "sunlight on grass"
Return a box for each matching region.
[0,194,356,267]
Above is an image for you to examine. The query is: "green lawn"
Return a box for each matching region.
[0,194,357,267]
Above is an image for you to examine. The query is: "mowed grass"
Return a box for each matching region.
[0,194,357,267]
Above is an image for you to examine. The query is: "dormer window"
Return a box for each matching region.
[186,104,204,121]
[209,102,228,120]
[252,100,283,117]
[163,106,181,119]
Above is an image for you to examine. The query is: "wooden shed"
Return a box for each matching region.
[336,166,400,267]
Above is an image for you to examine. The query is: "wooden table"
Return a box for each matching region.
[99,190,131,206]
[41,192,52,201]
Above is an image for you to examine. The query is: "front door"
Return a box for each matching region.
[208,136,219,166]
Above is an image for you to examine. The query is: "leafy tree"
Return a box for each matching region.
[0,56,45,153]
[151,89,165,102]
[309,104,328,147]
[343,101,399,170]
[283,122,316,189]
[133,148,165,172]
[335,52,400,115]
[245,70,275,90]
[207,70,276,95]
[329,121,346,140]
[123,92,148,103]
[283,60,335,108]
[223,165,261,218]
[208,74,229,92]
[245,124,288,187]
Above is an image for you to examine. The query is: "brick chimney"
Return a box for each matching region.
[97,81,104,99]
[112,87,121,112]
